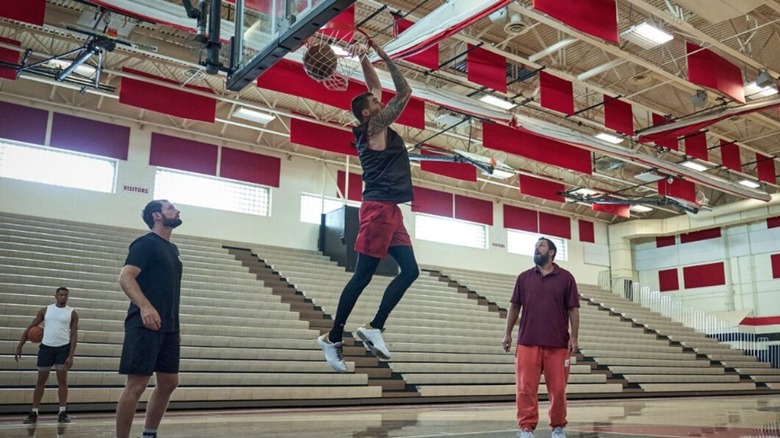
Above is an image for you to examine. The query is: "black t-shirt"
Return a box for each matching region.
[123,232,182,332]
[353,123,414,203]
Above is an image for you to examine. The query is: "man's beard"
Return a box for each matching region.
[533,253,549,266]
[163,217,182,229]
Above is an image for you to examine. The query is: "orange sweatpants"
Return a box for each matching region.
[515,344,570,431]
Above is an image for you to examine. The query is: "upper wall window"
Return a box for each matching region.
[154,168,270,216]
[415,213,488,249]
[507,229,568,261]
[0,141,116,193]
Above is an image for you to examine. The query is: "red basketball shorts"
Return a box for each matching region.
[354,201,412,259]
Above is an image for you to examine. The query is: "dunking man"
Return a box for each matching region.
[318,40,419,372]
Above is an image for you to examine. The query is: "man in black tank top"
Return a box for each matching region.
[317,40,419,372]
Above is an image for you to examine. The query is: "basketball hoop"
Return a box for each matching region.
[302,25,370,91]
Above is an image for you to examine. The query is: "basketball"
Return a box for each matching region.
[303,43,338,81]
[28,326,43,343]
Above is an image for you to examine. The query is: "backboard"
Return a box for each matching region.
[226,0,356,91]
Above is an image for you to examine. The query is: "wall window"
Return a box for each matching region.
[154,168,270,216]
[299,193,359,224]
[415,214,487,249]
[0,140,116,193]
[507,229,568,261]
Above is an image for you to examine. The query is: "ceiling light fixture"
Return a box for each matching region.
[488,168,516,179]
[621,22,674,49]
[745,77,778,99]
[595,132,623,144]
[479,95,517,110]
[680,160,709,172]
[47,59,97,78]
[690,89,708,108]
[739,179,761,188]
[232,107,276,124]
[629,205,653,213]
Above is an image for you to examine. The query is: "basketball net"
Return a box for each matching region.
[303,25,370,91]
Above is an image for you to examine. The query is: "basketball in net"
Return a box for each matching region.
[302,25,370,91]
[28,326,43,343]
[303,44,339,81]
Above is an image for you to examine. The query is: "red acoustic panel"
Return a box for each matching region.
[656,236,676,248]
[650,114,679,151]
[0,37,20,80]
[592,203,630,218]
[658,178,696,204]
[50,113,130,160]
[420,149,477,181]
[483,123,592,175]
[220,148,281,187]
[454,195,493,225]
[772,254,780,279]
[0,0,45,26]
[412,186,453,217]
[290,117,357,156]
[539,212,571,239]
[684,133,708,162]
[120,68,216,122]
[578,220,595,243]
[394,17,439,71]
[686,42,745,103]
[680,227,721,244]
[539,71,574,115]
[337,170,363,202]
[503,205,538,232]
[768,217,780,229]
[683,262,726,289]
[533,0,618,44]
[658,268,679,292]
[467,45,506,93]
[720,140,742,172]
[519,174,565,203]
[0,101,47,145]
[756,154,776,184]
[149,133,218,175]
[603,96,633,135]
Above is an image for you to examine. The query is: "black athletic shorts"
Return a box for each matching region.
[37,344,70,369]
[119,327,180,375]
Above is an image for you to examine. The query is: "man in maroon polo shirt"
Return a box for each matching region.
[502,237,580,438]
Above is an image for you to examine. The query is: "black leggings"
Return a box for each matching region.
[328,246,419,343]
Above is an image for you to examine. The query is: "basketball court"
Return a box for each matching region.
[1,395,779,437]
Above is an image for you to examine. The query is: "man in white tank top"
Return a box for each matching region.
[15,287,79,425]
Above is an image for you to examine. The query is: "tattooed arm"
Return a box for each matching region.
[365,42,412,151]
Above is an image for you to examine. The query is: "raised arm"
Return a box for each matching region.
[15,307,46,361]
[365,42,412,141]
[119,265,161,331]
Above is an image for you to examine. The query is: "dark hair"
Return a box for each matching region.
[537,237,557,261]
[351,92,374,122]
[55,287,69,294]
[142,200,166,229]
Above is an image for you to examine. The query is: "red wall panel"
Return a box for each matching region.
[503,205,538,232]
[50,113,130,160]
[220,148,281,187]
[768,217,780,229]
[533,0,618,44]
[686,42,745,103]
[0,102,47,145]
[412,187,453,217]
[519,175,565,203]
[539,72,574,115]
[656,236,676,247]
[337,170,363,202]
[290,118,357,156]
[720,140,742,172]
[149,133,218,175]
[539,212,571,239]
[684,132,708,161]
[120,68,216,123]
[680,227,721,244]
[658,268,679,292]
[578,220,595,243]
[603,96,633,135]
[0,0,45,26]
[683,262,726,289]
[454,195,493,225]
[467,45,507,93]
[0,37,20,80]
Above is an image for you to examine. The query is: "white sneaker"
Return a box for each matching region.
[355,323,391,359]
[551,426,566,438]
[317,334,347,373]
[518,429,534,438]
